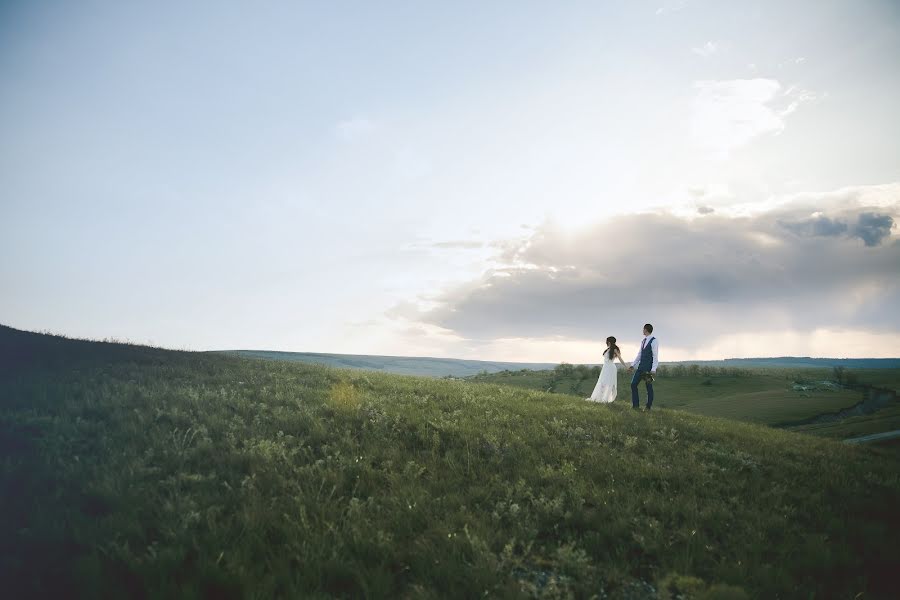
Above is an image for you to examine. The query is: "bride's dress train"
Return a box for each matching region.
[587,351,619,403]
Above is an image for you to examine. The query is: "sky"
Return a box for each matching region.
[1,0,899,362]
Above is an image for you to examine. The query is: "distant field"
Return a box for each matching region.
[220,350,556,378]
[653,375,861,426]
[850,369,900,393]
[216,349,900,379]
[789,405,900,440]
[469,367,894,428]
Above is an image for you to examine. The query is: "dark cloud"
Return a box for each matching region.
[697,206,715,215]
[419,201,899,348]
[854,212,894,247]
[780,215,848,238]
[779,211,895,247]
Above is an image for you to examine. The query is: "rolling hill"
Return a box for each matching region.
[217,348,900,378]
[1,325,899,598]
[468,365,900,434]
[219,350,557,378]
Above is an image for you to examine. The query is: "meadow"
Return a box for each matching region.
[787,404,900,440]
[468,365,899,431]
[2,326,899,599]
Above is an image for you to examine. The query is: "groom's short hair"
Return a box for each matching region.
[644,323,653,333]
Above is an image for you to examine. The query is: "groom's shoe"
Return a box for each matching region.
[642,406,651,412]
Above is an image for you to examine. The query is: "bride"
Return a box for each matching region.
[587,336,627,403]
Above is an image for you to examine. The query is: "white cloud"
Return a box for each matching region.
[688,182,733,201]
[430,240,485,249]
[691,79,783,159]
[409,185,900,361]
[692,41,719,58]
[781,86,818,117]
[690,78,816,160]
[778,56,808,69]
[723,182,900,217]
[696,328,900,360]
[655,1,687,16]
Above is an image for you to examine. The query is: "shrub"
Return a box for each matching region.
[554,363,575,377]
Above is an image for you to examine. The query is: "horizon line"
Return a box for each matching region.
[3,324,898,365]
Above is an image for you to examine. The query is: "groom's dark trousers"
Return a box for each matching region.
[632,335,656,409]
[631,370,654,409]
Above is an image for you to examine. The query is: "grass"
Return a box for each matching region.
[645,376,860,426]
[469,367,870,427]
[849,369,900,393]
[2,326,899,599]
[788,404,900,440]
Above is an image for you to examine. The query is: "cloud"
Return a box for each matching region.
[697,206,715,215]
[688,183,733,203]
[431,240,485,249]
[778,56,808,69]
[855,212,895,247]
[690,79,816,159]
[692,41,719,58]
[414,185,900,354]
[779,212,895,246]
[780,85,818,117]
[655,1,687,16]
[691,79,783,158]
[780,214,849,238]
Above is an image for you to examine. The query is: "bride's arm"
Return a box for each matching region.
[617,350,627,366]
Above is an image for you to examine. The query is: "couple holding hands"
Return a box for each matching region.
[587,323,658,411]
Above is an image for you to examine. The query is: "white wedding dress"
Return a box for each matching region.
[587,350,620,403]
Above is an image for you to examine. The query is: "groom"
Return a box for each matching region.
[628,323,658,411]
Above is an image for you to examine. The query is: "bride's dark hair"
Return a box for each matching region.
[604,336,620,359]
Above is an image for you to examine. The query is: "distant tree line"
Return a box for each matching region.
[551,363,753,379]
[659,364,753,378]
[552,363,601,380]
[477,363,866,389]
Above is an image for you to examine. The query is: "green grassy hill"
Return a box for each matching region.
[2,326,899,599]
[469,366,899,430]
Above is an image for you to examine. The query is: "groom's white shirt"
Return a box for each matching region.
[632,335,659,372]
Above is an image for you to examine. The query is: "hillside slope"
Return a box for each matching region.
[1,327,898,599]
[468,367,873,426]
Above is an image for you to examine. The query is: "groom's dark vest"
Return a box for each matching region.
[638,337,655,371]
